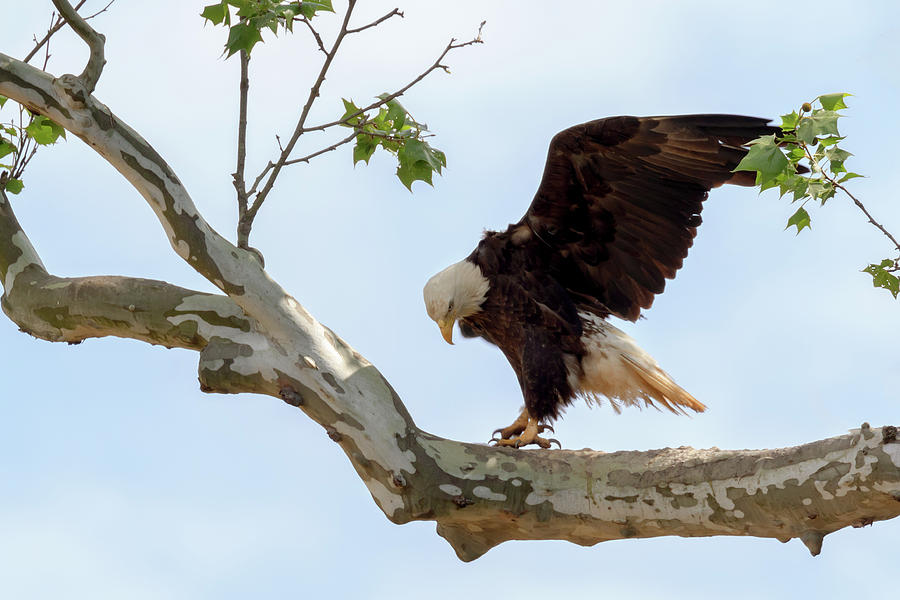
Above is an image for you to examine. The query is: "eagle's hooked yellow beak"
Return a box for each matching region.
[437,317,455,345]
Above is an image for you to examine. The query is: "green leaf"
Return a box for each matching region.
[785,145,805,163]
[796,110,840,145]
[377,94,408,128]
[733,135,790,186]
[817,93,850,111]
[372,108,389,130]
[3,126,16,136]
[837,172,863,183]
[0,139,15,159]
[431,147,447,169]
[225,22,263,57]
[825,146,851,163]
[4,178,23,194]
[401,139,442,172]
[780,111,800,131]
[806,179,835,203]
[201,2,229,25]
[790,177,809,202]
[299,0,334,19]
[862,259,899,298]
[24,115,66,145]
[340,98,362,125]
[785,206,810,234]
[816,136,844,148]
[396,157,434,191]
[0,95,7,108]
[394,139,446,190]
[353,134,376,165]
[778,173,802,198]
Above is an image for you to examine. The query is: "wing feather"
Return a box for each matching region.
[519,114,779,321]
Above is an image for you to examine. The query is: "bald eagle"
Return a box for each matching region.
[423,114,779,448]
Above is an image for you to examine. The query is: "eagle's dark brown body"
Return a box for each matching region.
[424,114,780,446]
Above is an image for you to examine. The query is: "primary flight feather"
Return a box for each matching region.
[423,114,777,448]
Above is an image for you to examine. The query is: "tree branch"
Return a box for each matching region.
[50,0,106,94]
[301,22,485,135]
[20,0,115,64]
[0,189,250,349]
[234,50,251,247]
[237,13,482,246]
[835,182,900,259]
[0,53,251,293]
[345,8,403,35]
[240,0,359,241]
[23,1,83,64]
[298,17,327,55]
[282,130,356,166]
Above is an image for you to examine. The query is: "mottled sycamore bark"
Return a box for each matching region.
[1,26,899,563]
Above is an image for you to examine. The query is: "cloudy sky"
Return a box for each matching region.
[2,1,899,598]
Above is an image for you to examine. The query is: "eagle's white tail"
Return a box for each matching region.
[574,314,705,415]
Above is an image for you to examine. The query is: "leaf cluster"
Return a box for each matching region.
[0,96,66,195]
[201,0,333,57]
[341,95,446,190]
[735,93,899,298]
[735,93,858,232]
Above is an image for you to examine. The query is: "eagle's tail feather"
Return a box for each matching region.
[619,354,706,415]
[575,312,706,415]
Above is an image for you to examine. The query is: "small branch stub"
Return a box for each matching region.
[279,385,304,407]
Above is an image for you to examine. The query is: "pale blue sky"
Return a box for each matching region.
[2,1,899,598]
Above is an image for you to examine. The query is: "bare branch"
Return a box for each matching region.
[248,161,275,197]
[802,141,900,269]
[50,0,107,94]
[22,0,86,64]
[83,0,116,21]
[240,0,360,242]
[302,22,486,135]
[346,8,403,35]
[282,130,356,166]
[236,17,483,246]
[836,182,900,257]
[298,17,327,55]
[234,50,251,246]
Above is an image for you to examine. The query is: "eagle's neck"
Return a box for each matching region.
[452,260,490,319]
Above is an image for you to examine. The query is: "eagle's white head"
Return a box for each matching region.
[423,260,490,344]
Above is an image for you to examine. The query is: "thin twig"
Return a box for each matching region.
[283,131,357,166]
[346,8,403,35]
[280,126,431,168]
[836,182,900,255]
[298,17,327,55]
[23,1,86,64]
[248,162,275,197]
[803,142,900,258]
[241,0,360,240]
[238,18,483,245]
[302,22,485,134]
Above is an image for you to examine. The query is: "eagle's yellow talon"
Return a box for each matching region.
[489,411,560,449]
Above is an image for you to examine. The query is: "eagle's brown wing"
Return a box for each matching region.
[519,114,777,321]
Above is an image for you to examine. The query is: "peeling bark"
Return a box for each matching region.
[1,31,898,563]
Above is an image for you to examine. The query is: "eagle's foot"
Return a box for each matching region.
[490,410,559,449]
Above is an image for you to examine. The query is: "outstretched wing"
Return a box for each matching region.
[519,114,778,321]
